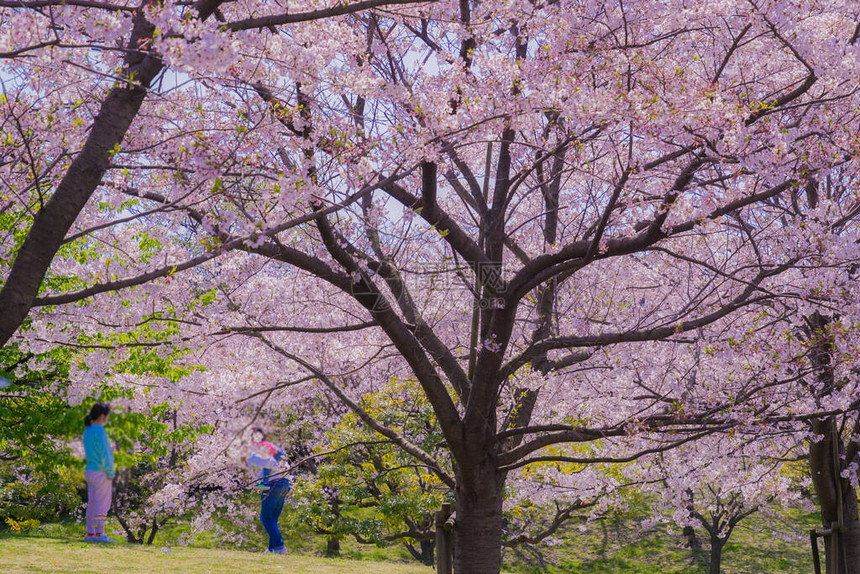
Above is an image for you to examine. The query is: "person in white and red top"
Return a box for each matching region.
[242,427,291,554]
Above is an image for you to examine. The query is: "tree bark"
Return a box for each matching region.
[806,312,860,574]
[708,536,724,574]
[114,510,143,544]
[683,525,702,551]
[325,536,340,555]
[419,539,434,566]
[809,417,860,574]
[452,461,505,573]
[146,518,159,545]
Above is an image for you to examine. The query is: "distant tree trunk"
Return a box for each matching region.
[683,525,702,551]
[114,512,141,544]
[809,417,860,574]
[598,520,610,556]
[805,312,860,574]
[325,536,340,555]
[146,518,159,545]
[419,539,434,566]
[682,524,708,570]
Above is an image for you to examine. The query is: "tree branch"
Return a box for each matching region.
[250,333,455,489]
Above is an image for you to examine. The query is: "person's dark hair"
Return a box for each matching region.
[251,427,266,440]
[84,402,111,427]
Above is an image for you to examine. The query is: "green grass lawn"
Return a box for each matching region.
[0,504,819,573]
[0,536,435,574]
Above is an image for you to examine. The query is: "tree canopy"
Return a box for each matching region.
[2,1,860,571]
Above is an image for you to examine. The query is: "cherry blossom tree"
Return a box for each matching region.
[3,1,860,572]
[641,436,806,574]
[0,0,432,345]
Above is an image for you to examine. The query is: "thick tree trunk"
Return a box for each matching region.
[708,536,724,574]
[809,417,860,574]
[452,463,505,574]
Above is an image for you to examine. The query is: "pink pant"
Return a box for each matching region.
[85,470,112,535]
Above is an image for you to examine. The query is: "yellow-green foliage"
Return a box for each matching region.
[0,465,83,529]
[285,378,450,547]
[4,517,40,532]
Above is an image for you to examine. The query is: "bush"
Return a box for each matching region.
[4,517,40,532]
[0,464,83,530]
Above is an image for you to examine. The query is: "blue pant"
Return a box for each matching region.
[260,478,289,551]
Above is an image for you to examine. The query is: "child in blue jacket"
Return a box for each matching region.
[82,403,116,543]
